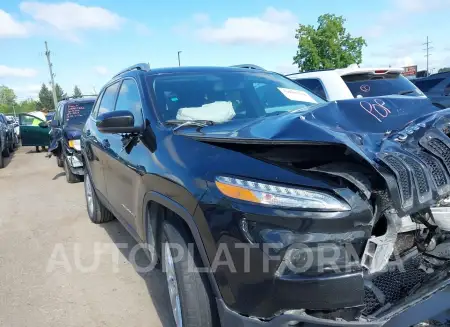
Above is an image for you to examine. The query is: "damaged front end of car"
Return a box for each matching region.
[186,96,450,326]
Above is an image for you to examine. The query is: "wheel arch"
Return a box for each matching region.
[142,191,222,299]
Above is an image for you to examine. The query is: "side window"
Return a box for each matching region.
[294,78,327,99]
[98,82,120,116]
[115,79,144,126]
[54,104,63,122]
[91,92,104,118]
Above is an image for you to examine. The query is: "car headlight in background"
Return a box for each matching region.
[68,139,81,151]
[215,176,350,211]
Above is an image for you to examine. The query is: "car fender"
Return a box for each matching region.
[142,190,222,299]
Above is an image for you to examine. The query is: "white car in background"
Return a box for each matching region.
[287,66,425,101]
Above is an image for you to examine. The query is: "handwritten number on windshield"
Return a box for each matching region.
[359,99,391,122]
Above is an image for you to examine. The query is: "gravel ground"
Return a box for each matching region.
[0,146,169,327]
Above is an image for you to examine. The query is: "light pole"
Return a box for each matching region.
[178,51,182,67]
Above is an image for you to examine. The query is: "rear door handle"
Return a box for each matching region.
[102,139,110,149]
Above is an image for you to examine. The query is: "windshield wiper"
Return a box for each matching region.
[165,119,215,132]
[398,90,415,95]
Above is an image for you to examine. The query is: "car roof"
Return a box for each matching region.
[59,97,97,105]
[288,67,404,80]
[142,66,273,76]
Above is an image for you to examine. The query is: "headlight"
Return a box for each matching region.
[68,139,81,151]
[215,176,350,211]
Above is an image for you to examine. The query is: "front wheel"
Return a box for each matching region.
[2,146,10,158]
[162,219,218,327]
[56,155,64,167]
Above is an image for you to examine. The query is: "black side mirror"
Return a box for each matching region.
[96,110,141,134]
[50,120,60,128]
[38,121,49,128]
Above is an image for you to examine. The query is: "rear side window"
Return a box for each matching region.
[413,78,445,92]
[342,73,423,98]
[294,78,327,99]
[115,79,144,127]
[98,82,120,116]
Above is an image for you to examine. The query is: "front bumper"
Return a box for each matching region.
[65,151,84,176]
[218,281,450,327]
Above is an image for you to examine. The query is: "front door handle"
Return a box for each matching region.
[102,139,110,149]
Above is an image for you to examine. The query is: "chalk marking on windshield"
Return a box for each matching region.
[359,99,391,122]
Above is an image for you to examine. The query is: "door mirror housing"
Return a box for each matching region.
[96,110,141,134]
[50,120,60,128]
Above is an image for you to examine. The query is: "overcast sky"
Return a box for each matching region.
[1,0,449,100]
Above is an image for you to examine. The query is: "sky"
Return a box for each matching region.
[0,0,449,100]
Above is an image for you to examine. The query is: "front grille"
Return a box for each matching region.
[427,138,450,170]
[416,151,447,187]
[403,157,429,195]
[383,155,412,204]
[363,256,427,316]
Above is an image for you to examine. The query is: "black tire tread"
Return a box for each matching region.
[64,158,82,183]
[162,218,217,327]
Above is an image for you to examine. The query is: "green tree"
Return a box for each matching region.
[293,14,367,72]
[38,83,54,110]
[438,67,450,73]
[55,83,66,102]
[73,85,82,98]
[0,85,17,107]
[17,99,38,113]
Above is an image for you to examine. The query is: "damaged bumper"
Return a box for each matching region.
[65,149,84,175]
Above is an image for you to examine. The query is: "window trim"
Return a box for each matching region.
[95,81,121,118]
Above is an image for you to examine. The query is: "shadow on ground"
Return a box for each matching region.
[102,220,174,327]
[52,172,65,180]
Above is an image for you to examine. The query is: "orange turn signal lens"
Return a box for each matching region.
[215,181,260,203]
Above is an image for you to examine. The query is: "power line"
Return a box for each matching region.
[44,41,58,109]
[423,36,433,77]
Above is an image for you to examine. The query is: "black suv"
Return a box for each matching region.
[81,63,450,327]
[49,96,96,183]
[413,71,450,109]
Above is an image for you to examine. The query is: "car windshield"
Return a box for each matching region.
[64,102,94,125]
[150,71,325,123]
[342,73,424,98]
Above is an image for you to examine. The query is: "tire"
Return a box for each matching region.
[63,157,82,183]
[2,146,10,158]
[0,152,4,169]
[84,171,115,224]
[56,155,64,167]
[162,219,218,327]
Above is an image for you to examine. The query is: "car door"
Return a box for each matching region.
[84,82,120,201]
[103,78,146,228]
[19,113,50,146]
[49,103,64,155]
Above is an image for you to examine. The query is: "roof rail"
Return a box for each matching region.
[230,64,266,71]
[113,63,150,78]
[61,94,98,101]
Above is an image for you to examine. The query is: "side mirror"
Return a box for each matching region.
[50,120,60,128]
[38,121,49,128]
[96,110,141,134]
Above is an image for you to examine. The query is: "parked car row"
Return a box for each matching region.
[412,71,450,109]
[0,113,20,168]
[13,63,450,326]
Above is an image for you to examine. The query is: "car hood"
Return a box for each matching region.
[63,124,83,140]
[178,96,441,158]
[178,96,450,216]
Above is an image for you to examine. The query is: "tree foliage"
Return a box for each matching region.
[293,14,367,72]
[73,85,82,98]
[438,67,450,73]
[0,85,17,107]
[38,83,54,110]
[55,83,66,102]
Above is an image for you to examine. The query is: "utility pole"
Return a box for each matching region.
[44,41,58,109]
[178,51,182,67]
[423,36,433,77]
